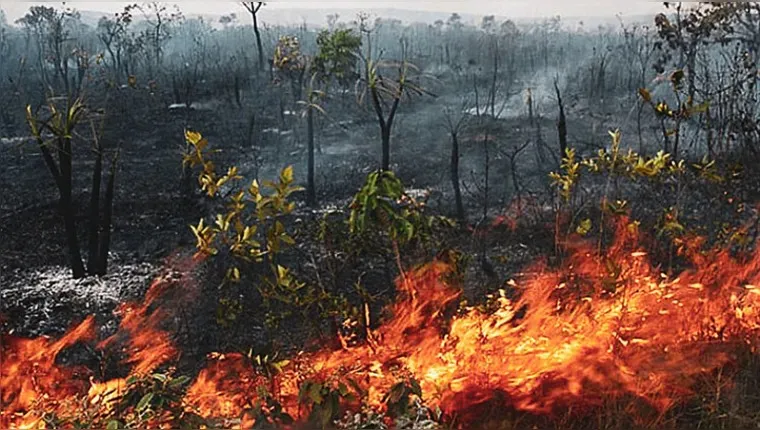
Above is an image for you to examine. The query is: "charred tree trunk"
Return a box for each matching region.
[370,84,401,172]
[253,12,264,72]
[306,107,316,206]
[490,40,498,118]
[597,55,607,103]
[381,126,391,171]
[527,88,534,126]
[637,101,645,155]
[244,2,266,73]
[30,106,85,278]
[234,74,242,108]
[554,79,567,158]
[509,141,530,205]
[474,81,480,117]
[482,129,490,221]
[59,136,86,279]
[450,130,464,220]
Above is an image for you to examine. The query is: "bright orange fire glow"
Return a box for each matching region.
[4,221,760,428]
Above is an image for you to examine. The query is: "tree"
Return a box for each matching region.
[16,5,80,94]
[326,13,340,30]
[444,12,464,66]
[442,98,470,220]
[0,10,10,79]
[654,3,739,99]
[618,19,656,152]
[312,28,362,89]
[137,2,182,74]
[554,77,567,159]
[97,4,137,85]
[242,2,265,72]
[219,13,237,28]
[25,98,120,278]
[651,2,750,156]
[273,29,363,206]
[356,15,432,171]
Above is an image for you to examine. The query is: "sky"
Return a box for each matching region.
[0,1,666,22]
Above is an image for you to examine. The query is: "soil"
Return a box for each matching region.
[2,65,752,366]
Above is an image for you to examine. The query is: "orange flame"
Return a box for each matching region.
[4,226,760,428]
[1,317,96,427]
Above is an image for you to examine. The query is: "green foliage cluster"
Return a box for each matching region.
[549,129,733,271]
[550,130,723,206]
[272,35,306,75]
[551,130,685,205]
[38,369,438,430]
[348,170,453,248]
[41,371,201,430]
[183,131,452,334]
[638,70,710,154]
[183,129,311,327]
[312,28,363,86]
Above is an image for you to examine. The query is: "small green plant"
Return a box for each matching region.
[107,372,192,429]
[349,170,452,249]
[299,379,357,429]
[348,169,454,278]
[549,147,581,204]
[182,130,308,325]
[638,70,710,156]
[549,130,722,260]
[50,371,199,430]
[183,130,300,266]
[382,378,423,420]
[241,385,295,429]
[183,130,357,333]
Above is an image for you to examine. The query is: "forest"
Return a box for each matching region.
[4,2,760,429]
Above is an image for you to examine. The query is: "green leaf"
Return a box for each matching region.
[107,420,122,430]
[136,392,154,412]
[410,378,423,398]
[167,375,191,389]
[280,165,294,184]
[309,383,324,404]
[576,219,592,236]
[338,382,349,397]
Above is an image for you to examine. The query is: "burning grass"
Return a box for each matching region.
[3,219,760,429]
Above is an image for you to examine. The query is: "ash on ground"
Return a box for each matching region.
[0,255,161,338]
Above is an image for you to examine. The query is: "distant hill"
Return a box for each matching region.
[255,8,483,27]
[215,8,656,29]
[10,6,656,31]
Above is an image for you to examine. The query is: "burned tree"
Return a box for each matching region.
[356,16,432,171]
[273,28,362,206]
[137,2,182,75]
[16,5,80,94]
[97,5,137,85]
[443,98,470,220]
[26,99,120,278]
[242,2,266,72]
[554,77,567,158]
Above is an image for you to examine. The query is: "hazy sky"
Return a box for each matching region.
[0,1,666,22]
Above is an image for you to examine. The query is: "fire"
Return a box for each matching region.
[4,223,760,428]
[1,317,96,427]
[1,253,198,429]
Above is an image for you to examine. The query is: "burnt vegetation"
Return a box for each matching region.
[5,2,760,429]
